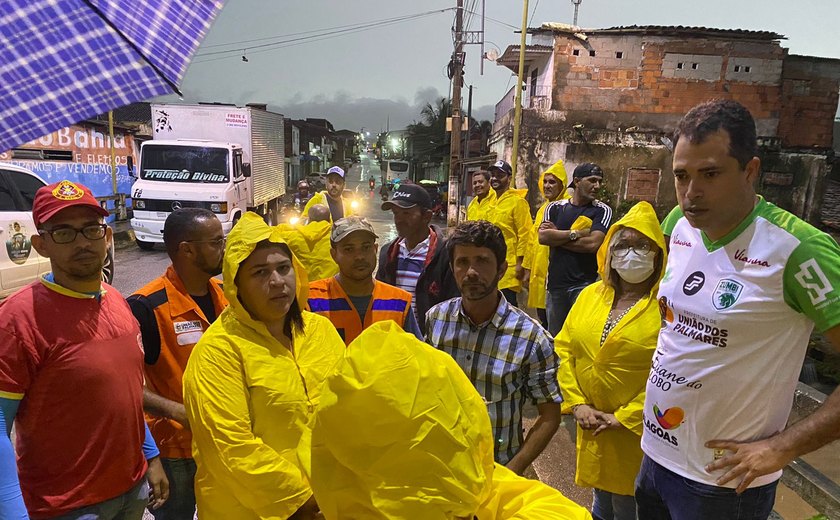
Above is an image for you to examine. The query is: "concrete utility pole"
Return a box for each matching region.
[447,0,464,226]
[572,0,582,26]
[510,0,529,180]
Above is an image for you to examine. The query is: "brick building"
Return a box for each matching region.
[492,24,840,225]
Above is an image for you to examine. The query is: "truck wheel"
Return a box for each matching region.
[101,241,115,284]
[136,240,155,251]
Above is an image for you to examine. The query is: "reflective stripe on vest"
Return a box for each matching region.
[308,278,412,345]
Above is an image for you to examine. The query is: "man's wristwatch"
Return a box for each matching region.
[569,230,579,241]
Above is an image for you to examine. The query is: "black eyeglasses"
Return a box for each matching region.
[38,224,108,244]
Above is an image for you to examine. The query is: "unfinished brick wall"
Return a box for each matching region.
[777,56,840,148]
[625,168,661,202]
[553,34,785,134]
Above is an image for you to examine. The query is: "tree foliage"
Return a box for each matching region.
[406,97,492,162]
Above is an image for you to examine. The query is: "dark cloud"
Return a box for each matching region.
[162,86,496,133]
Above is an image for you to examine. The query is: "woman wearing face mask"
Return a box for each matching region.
[554,201,666,520]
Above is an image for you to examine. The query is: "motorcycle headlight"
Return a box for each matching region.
[134,199,145,209]
[350,200,360,210]
[289,216,300,226]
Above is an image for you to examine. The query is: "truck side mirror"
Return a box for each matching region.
[242,163,252,178]
[127,156,136,178]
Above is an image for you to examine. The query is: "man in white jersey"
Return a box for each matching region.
[635,99,840,520]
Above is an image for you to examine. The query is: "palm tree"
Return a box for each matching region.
[407,97,451,163]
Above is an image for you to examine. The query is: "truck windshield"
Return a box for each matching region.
[140,145,229,183]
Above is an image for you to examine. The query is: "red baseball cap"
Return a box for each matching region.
[33,180,109,227]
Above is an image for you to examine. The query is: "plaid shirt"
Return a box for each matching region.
[425,295,563,464]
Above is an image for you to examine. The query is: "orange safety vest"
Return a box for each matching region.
[307,278,412,345]
[128,266,228,459]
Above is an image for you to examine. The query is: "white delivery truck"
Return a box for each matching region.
[130,103,285,250]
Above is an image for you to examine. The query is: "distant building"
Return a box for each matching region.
[285,120,302,186]
[493,24,840,227]
[333,129,360,168]
[0,103,151,198]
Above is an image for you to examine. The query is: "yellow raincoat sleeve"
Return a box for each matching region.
[184,338,310,517]
[613,385,646,436]
[513,197,533,258]
[523,202,550,271]
[554,303,591,414]
[481,465,592,519]
[301,191,326,219]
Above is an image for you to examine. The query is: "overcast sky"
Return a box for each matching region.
[165,0,840,132]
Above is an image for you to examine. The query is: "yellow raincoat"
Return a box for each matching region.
[275,220,338,282]
[301,191,356,222]
[554,201,666,496]
[183,212,344,519]
[522,161,570,309]
[488,188,532,292]
[467,187,497,221]
[303,321,591,520]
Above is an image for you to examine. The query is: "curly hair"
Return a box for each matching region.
[672,99,758,169]
[446,220,506,270]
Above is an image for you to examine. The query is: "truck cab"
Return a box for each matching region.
[130,139,250,249]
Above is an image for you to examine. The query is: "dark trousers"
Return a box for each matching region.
[151,458,197,520]
[536,307,548,330]
[501,288,519,306]
[635,455,777,520]
[52,480,149,520]
[545,283,589,336]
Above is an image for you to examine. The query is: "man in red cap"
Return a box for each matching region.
[0,180,168,518]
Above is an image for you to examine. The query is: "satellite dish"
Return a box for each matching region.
[484,48,499,61]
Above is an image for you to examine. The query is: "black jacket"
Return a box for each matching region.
[376,225,458,334]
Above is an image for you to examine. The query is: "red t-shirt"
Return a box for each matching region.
[0,279,147,518]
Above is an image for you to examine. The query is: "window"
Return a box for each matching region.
[691,63,699,70]
[234,150,243,178]
[734,65,741,72]
[3,169,46,211]
[745,66,751,73]
[530,68,538,96]
[615,51,623,59]
[141,145,230,183]
[0,173,18,211]
[677,62,684,70]
[589,50,596,57]
[572,49,580,56]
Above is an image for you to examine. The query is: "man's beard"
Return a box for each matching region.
[200,255,223,277]
[460,279,497,301]
[64,258,105,281]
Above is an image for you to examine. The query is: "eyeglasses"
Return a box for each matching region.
[612,242,652,258]
[39,224,107,244]
[184,238,226,247]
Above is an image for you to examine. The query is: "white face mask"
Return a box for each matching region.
[611,249,656,284]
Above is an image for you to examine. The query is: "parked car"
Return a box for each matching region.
[0,163,115,298]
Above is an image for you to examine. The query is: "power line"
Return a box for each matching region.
[200,11,446,50]
[195,8,453,60]
[464,9,517,30]
[528,0,542,26]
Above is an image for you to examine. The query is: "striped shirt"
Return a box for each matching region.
[395,236,430,316]
[425,295,563,464]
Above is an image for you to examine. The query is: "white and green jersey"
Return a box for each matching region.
[642,197,840,488]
